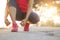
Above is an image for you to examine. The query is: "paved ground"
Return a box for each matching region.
[0,27,60,40]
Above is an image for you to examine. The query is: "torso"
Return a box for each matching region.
[16,0,28,13]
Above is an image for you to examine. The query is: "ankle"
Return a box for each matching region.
[12,22,18,27]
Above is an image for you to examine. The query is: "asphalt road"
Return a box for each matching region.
[0,27,60,40]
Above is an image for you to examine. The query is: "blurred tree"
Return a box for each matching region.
[41,20,54,27]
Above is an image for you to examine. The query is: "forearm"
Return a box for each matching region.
[25,0,34,21]
[4,0,9,20]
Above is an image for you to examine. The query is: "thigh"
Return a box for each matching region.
[7,0,17,13]
[28,12,40,24]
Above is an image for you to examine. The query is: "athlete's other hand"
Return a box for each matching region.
[20,20,27,26]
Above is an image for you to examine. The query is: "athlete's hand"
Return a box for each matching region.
[5,19,10,26]
[20,20,27,26]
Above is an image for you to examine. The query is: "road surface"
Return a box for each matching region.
[0,27,60,40]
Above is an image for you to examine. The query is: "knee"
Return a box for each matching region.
[29,12,40,24]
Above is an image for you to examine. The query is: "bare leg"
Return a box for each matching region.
[9,6,18,32]
[9,6,16,22]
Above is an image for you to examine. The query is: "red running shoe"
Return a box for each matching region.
[24,23,30,31]
[11,22,18,32]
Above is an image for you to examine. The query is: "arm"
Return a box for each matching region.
[24,0,34,22]
[4,0,10,26]
[4,0,8,20]
[20,0,34,26]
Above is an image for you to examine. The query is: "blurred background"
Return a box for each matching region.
[0,0,60,28]
[33,0,60,27]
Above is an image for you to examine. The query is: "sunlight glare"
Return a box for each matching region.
[0,0,7,27]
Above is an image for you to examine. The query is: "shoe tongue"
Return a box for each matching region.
[12,22,17,27]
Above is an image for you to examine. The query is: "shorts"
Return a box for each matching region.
[8,0,17,8]
[8,0,39,24]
